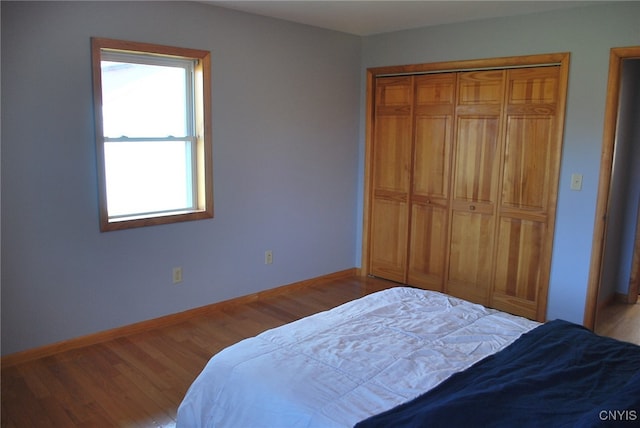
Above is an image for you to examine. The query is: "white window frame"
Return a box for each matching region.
[91,38,213,231]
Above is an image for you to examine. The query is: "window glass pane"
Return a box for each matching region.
[92,38,212,231]
[101,61,188,138]
[104,140,194,217]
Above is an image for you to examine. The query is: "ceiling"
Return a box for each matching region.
[204,1,602,36]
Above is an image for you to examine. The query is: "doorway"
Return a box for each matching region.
[585,47,640,331]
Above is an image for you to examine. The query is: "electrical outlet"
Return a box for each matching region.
[265,250,273,265]
[172,267,183,284]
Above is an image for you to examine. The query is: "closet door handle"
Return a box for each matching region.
[469,205,476,211]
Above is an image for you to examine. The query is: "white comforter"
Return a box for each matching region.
[177,287,539,428]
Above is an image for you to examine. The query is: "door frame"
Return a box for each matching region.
[361,52,570,277]
[584,46,640,329]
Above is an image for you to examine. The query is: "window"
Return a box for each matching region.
[91,38,213,231]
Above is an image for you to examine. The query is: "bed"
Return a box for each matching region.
[177,287,640,427]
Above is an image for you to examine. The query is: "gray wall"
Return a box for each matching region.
[3,1,640,356]
[1,1,361,355]
[357,2,640,324]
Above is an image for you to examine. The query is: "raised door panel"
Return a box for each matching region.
[453,69,504,204]
[493,217,545,319]
[373,115,412,192]
[507,67,558,106]
[452,116,500,204]
[415,74,456,106]
[413,116,451,198]
[447,210,494,305]
[369,76,413,283]
[408,202,447,290]
[501,116,553,211]
[501,67,559,213]
[412,74,455,200]
[370,197,409,283]
[458,70,504,106]
[376,76,412,109]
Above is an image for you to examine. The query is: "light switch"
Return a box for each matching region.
[570,173,583,191]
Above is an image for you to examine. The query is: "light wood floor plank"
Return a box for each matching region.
[3,275,635,427]
[595,300,640,345]
[1,276,394,427]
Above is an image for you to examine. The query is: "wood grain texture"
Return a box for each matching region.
[595,300,640,346]
[446,70,504,306]
[408,203,448,290]
[1,275,396,428]
[3,272,634,427]
[364,54,569,322]
[491,66,563,321]
[408,74,456,291]
[2,269,357,368]
[369,76,413,282]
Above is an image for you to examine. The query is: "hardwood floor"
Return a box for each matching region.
[3,276,638,427]
[1,276,395,428]
[595,299,640,345]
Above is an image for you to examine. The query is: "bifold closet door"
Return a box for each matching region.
[369,76,413,283]
[367,58,567,322]
[407,74,455,291]
[491,66,563,320]
[446,70,505,306]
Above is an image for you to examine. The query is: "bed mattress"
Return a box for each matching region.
[177,287,539,427]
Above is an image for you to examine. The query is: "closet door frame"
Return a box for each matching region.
[362,53,570,306]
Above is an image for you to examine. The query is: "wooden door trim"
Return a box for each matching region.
[584,46,640,329]
[361,69,375,277]
[367,53,569,77]
[362,52,570,279]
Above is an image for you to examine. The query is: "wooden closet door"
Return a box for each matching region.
[407,74,455,290]
[369,76,413,283]
[446,70,505,305]
[492,66,562,320]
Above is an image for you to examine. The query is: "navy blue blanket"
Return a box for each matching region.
[355,320,640,428]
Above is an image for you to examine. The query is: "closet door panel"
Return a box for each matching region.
[507,67,558,105]
[373,116,412,192]
[408,115,449,290]
[492,66,562,321]
[453,116,500,203]
[370,197,409,283]
[501,116,554,211]
[496,113,552,317]
[413,74,455,202]
[408,74,455,291]
[413,116,450,198]
[369,76,413,282]
[493,217,545,319]
[408,202,447,289]
[447,210,494,305]
[415,74,455,105]
[458,70,504,105]
[446,70,504,304]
